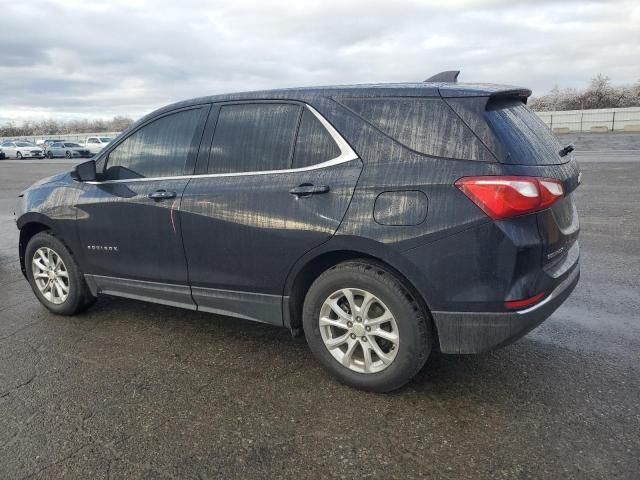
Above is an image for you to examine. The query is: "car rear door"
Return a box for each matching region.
[74,105,209,308]
[180,102,362,325]
[4,142,17,157]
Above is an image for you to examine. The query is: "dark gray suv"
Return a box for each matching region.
[15,72,580,391]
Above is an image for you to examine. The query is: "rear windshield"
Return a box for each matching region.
[485,100,565,165]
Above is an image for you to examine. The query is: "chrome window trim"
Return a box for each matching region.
[86,104,358,185]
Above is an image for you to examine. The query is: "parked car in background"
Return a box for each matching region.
[83,136,113,154]
[0,141,44,159]
[41,139,66,152]
[45,142,92,159]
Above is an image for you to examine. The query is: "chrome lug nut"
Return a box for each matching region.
[365,326,371,332]
[347,321,353,327]
[361,336,367,342]
[350,333,356,339]
[356,316,362,322]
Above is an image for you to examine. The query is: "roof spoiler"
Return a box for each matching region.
[487,88,532,106]
[425,70,460,83]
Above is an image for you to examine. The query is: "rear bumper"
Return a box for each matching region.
[432,264,580,354]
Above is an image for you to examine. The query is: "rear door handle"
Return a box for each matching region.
[148,189,177,201]
[289,184,330,197]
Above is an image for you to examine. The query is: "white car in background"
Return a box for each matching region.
[0,141,44,159]
[83,136,113,154]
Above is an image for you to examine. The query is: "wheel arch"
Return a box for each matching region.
[18,213,65,278]
[283,237,438,346]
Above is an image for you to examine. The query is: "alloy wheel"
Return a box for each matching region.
[319,288,400,373]
[32,247,70,305]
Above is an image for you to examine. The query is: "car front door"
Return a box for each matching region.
[180,102,362,325]
[74,105,209,308]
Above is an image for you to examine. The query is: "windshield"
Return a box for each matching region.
[64,143,81,147]
[99,137,113,142]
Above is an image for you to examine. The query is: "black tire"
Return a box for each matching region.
[25,232,96,315]
[303,260,432,392]
[16,151,22,160]
[65,151,72,159]
[47,151,53,159]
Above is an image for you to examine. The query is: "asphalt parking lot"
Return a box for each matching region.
[1,147,639,479]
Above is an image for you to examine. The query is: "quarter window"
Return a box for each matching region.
[341,97,492,161]
[207,103,300,174]
[104,108,202,180]
[292,109,341,168]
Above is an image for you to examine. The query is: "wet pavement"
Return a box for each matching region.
[0,152,639,479]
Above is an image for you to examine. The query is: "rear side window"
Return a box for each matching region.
[485,100,564,165]
[341,97,492,161]
[208,103,301,174]
[292,109,341,168]
[104,108,202,180]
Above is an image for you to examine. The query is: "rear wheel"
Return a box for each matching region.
[303,260,432,392]
[47,151,53,159]
[25,232,95,315]
[16,151,22,159]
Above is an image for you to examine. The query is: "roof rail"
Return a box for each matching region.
[424,70,460,83]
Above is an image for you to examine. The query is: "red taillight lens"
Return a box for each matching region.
[455,176,564,220]
[504,292,546,310]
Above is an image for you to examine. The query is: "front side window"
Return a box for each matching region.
[292,109,341,169]
[88,138,99,143]
[207,103,300,174]
[104,108,202,180]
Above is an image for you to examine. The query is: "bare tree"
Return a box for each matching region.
[0,116,135,137]
[530,75,640,111]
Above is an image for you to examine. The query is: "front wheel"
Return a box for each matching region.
[303,260,432,392]
[47,151,53,159]
[16,151,22,159]
[25,232,96,315]
[65,151,72,159]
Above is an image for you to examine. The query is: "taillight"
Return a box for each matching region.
[455,176,564,220]
[504,292,546,310]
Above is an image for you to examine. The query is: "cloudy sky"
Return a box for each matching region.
[1,0,638,123]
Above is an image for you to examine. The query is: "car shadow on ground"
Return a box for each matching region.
[70,294,627,405]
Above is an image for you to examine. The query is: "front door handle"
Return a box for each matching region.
[289,184,330,197]
[148,189,177,201]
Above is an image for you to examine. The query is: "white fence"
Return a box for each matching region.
[535,106,640,134]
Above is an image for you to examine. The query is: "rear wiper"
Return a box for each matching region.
[559,144,575,157]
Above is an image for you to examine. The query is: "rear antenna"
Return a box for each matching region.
[425,70,460,83]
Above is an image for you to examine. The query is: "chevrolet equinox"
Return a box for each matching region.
[15,72,580,392]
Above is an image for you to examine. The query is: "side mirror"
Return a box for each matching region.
[71,160,97,182]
